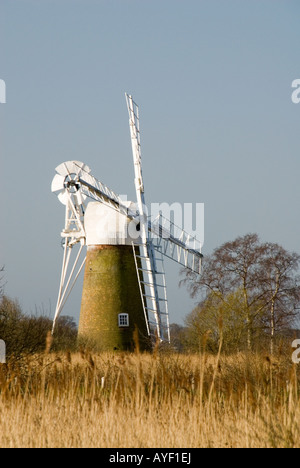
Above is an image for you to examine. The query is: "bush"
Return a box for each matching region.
[0,295,77,356]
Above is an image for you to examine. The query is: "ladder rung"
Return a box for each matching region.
[145,307,157,312]
[138,268,165,275]
[148,326,169,332]
[138,266,164,273]
[146,306,166,312]
[146,306,169,315]
[143,296,167,304]
[140,280,155,287]
[142,285,166,293]
[143,294,156,300]
[136,255,164,263]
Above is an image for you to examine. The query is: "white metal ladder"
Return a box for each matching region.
[132,242,170,343]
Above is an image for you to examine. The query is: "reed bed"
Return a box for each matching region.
[0,350,299,448]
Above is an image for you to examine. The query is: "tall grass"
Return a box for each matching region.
[0,349,299,448]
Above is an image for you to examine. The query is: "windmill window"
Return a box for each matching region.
[118,313,129,328]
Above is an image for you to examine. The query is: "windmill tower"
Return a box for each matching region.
[51,94,203,351]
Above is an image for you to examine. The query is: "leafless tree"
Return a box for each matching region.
[258,243,300,354]
[181,234,300,353]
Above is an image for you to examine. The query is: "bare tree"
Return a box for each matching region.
[182,234,266,350]
[181,234,300,352]
[258,243,300,354]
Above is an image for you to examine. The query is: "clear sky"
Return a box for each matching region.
[1,0,300,325]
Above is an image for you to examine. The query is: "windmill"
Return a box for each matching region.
[51,94,203,350]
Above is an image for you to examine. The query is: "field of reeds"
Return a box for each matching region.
[0,348,300,448]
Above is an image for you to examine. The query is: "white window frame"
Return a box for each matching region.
[118,313,129,328]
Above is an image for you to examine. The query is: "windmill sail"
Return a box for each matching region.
[126,93,165,341]
[125,94,202,342]
[149,214,202,274]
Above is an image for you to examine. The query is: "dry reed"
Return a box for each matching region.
[0,350,299,448]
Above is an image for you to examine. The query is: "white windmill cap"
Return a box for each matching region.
[84,201,141,246]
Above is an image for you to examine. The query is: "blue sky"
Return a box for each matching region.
[1,0,300,325]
